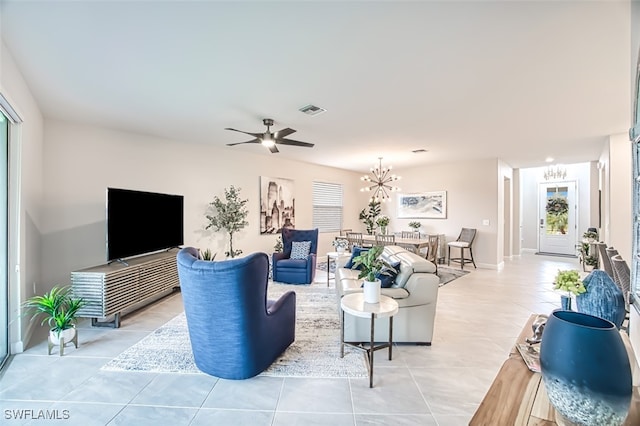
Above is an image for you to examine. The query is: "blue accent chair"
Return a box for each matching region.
[272,228,319,284]
[177,247,296,379]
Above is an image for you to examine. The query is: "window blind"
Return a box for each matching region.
[312,181,343,232]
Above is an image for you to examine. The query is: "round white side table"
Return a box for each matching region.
[340,293,399,387]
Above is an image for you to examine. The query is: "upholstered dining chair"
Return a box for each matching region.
[272,228,319,284]
[177,247,296,379]
[375,234,396,246]
[448,228,477,270]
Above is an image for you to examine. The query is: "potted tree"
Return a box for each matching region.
[23,285,85,350]
[359,200,381,235]
[351,245,396,303]
[206,185,249,258]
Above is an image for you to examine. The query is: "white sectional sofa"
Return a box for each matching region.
[335,245,440,344]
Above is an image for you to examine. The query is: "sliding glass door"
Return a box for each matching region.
[0,112,8,368]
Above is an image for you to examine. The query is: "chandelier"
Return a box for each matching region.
[544,164,567,181]
[360,157,401,202]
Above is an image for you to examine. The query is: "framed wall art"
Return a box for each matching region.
[260,176,295,234]
[397,191,447,219]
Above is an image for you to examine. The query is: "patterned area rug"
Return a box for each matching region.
[101,283,367,378]
[317,261,470,287]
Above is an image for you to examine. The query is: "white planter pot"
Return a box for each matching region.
[363,279,381,304]
[49,327,76,346]
[336,247,346,254]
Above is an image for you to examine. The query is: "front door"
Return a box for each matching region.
[539,181,577,255]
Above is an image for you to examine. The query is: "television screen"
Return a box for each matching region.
[107,188,184,261]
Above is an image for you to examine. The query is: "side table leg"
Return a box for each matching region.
[340,308,345,358]
[369,313,375,388]
[389,316,393,360]
[327,254,330,287]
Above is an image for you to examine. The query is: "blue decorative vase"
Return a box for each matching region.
[576,269,626,329]
[540,310,632,425]
[560,295,571,310]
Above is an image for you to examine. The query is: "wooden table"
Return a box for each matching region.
[470,314,640,425]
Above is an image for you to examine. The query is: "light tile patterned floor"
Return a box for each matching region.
[0,253,577,425]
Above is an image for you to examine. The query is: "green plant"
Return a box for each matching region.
[376,215,390,227]
[408,221,421,230]
[200,248,216,260]
[274,235,283,253]
[584,255,598,267]
[351,245,396,282]
[22,286,85,337]
[332,239,349,250]
[553,269,586,296]
[206,185,249,258]
[583,230,598,241]
[359,200,381,234]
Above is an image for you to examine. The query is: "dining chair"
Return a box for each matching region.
[339,228,353,236]
[595,243,613,278]
[448,228,477,270]
[610,254,631,311]
[375,234,396,246]
[425,234,439,273]
[346,232,364,249]
[401,231,419,239]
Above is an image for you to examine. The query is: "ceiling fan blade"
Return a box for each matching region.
[274,127,296,139]
[226,138,261,146]
[268,144,279,153]
[276,138,315,148]
[225,128,263,138]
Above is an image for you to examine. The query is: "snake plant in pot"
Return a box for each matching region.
[23,285,85,346]
[351,245,396,303]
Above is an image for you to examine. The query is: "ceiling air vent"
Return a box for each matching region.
[299,104,327,116]
[412,149,428,153]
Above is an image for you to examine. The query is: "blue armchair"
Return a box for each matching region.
[177,247,296,379]
[272,228,319,284]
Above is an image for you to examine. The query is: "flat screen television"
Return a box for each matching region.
[107,187,184,261]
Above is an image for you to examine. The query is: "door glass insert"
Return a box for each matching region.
[545,186,569,235]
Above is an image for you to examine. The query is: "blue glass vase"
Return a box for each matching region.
[540,310,632,425]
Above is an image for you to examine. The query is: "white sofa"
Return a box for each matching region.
[335,245,439,344]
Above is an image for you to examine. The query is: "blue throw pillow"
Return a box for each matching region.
[376,261,401,288]
[291,241,311,260]
[345,246,369,269]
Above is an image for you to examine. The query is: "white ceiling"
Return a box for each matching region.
[0,1,633,172]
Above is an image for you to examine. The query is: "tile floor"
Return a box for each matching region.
[0,253,578,425]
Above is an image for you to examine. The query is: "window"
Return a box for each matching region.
[312,181,343,232]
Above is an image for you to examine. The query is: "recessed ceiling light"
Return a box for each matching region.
[545,157,554,163]
[299,104,327,116]
[412,149,428,153]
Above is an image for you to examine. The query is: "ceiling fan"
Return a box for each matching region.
[225,118,314,153]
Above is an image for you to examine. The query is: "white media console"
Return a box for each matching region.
[71,249,180,328]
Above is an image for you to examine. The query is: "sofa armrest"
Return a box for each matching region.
[402,272,440,307]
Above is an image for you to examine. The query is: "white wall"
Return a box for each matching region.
[0,41,44,352]
[608,134,633,261]
[41,120,368,286]
[379,158,500,268]
[520,163,594,252]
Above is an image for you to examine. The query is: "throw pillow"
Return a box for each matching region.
[345,246,369,269]
[376,261,401,288]
[290,241,312,260]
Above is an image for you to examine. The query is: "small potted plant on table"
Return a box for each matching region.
[23,285,85,355]
[333,238,349,253]
[408,221,421,234]
[352,245,396,304]
[553,269,586,310]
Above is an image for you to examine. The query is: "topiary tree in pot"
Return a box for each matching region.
[206,186,249,258]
